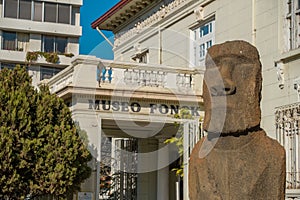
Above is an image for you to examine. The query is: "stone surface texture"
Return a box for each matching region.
[189,41,286,200]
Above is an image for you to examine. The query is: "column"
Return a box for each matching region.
[157,137,169,200]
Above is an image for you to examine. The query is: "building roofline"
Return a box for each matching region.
[91,0,132,29]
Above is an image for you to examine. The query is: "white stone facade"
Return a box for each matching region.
[92,0,300,199]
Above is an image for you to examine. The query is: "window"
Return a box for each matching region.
[44,2,71,24]
[199,22,213,38]
[42,36,68,53]
[2,31,29,51]
[58,4,70,24]
[71,6,80,25]
[33,1,43,21]
[44,2,57,23]
[132,50,148,63]
[4,0,18,18]
[56,37,68,53]
[19,0,32,20]
[40,67,62,80]
[191,19,215,67]
[286,0,300,50]
[0,63,16,70]
[43,36,55,52]
[3,0,75,25]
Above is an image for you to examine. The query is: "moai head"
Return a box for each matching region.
[203,41,262,135]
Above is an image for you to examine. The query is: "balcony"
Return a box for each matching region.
[0,18,82,37]
[0,49,72,66]
[47,55,203,103]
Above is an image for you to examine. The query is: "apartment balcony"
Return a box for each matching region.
[0,18,81,37]
[47,55,203,104]
[275,102,300,198]
[0,49,72,66]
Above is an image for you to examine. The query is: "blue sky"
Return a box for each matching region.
[79,0,119,59]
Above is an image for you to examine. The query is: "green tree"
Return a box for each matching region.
[0,66,92,199]
[165,109,202,177]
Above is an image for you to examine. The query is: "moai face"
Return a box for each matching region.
[203,41,262,135]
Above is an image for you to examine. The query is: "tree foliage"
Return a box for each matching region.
[165,109,202,177]
[0,66,92,199]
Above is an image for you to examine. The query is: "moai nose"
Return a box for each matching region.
[209,60,236,96]
[210,78,236,96]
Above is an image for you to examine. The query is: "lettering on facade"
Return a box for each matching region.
[88,100,200,116]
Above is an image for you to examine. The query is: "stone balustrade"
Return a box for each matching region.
[49,68,74,93]
[47,56,202,95]
[97,60,198,90]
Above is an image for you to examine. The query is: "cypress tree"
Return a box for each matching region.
[0,66,91,199]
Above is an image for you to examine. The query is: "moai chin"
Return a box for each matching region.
[189,41,286,200]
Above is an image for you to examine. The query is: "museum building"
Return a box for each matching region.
[47,0,300,199]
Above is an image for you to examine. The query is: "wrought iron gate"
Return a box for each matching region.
[111,139,138,200]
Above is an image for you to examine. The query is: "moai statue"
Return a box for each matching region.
[189,41,286,200]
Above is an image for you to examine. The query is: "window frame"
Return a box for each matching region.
[2,31,29,51]
[40,66,62,80]
[131,49,149,63]
[42,35,68,53]
[190,19,215,67]
[2,0,74,25]
[286,0,300,51]
[0,63,17,70]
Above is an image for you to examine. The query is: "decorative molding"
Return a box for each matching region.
[275,61,285,89]
[114,0,190,48]
[294,77,300,101]
[194,6,204,21]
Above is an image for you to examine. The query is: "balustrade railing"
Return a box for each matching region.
[275,103,300,190]
[97,60,198,90]
[47,57,201,94]
[49,70,73,93]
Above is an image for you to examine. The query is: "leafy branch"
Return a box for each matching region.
[165,108,203,177]
[26,51,74,64]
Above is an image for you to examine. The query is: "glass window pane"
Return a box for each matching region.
[207,40,212,48]
[43,36,55,52]
[200,24,209,38]
[17,33,29,51]
[33,1,42,21]
[199,44,205,59]
[4,0,18,18]
[44,3,57,23]
[40,67,62,80]
[40,67,54,80]
[71,6,79,25]
[2,31,16,50]
[19,0,32,20]
[1,63,16,70]
[58,4,70,24]
[56,37,67,53]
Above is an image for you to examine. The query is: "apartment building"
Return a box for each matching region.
[0,0,82,86]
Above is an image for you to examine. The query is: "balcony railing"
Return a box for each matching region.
[275,103,300,192]
[48,56,203,95]
[96,59,201,92]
